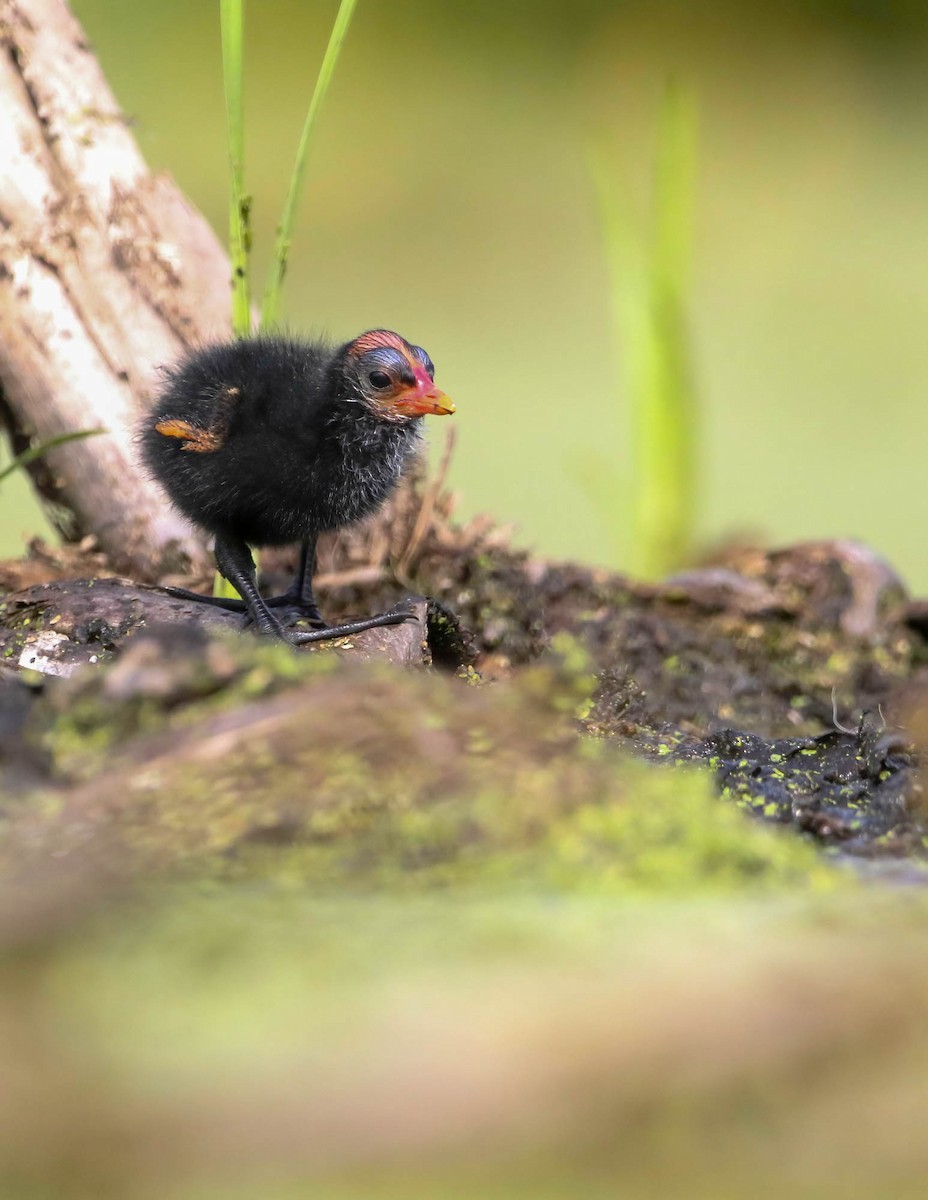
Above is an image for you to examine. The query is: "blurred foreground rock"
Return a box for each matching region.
[0,536,928,1197]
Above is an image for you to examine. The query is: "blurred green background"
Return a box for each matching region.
[4,0,928,587]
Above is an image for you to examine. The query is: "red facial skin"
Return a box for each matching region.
[347,330,454,419]
[391,363,455,416]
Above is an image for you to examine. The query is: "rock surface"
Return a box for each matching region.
[0,578,451,675]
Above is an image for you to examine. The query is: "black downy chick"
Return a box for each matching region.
[141,329,455,643]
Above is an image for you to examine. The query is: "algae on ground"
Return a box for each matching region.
[33,625,340,781]
[11,630,834,896]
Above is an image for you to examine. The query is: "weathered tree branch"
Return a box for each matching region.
[0,0,229,577]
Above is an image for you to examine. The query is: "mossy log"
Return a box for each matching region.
[1,534,926,862]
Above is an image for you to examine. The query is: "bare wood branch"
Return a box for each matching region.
[0,0,231,577]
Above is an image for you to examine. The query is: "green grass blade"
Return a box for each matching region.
[260,0,360,329]
[643,81,698,578]
[220,0,251,337]
[592,82,699,580]
[216,0,252,600]
[0,428,105,486]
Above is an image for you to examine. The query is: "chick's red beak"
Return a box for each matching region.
[392,366,455,417]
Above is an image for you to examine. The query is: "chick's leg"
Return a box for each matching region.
[162,535,417,645]
[265,537,418,642]
[213,533,286,639]
[288,605,417,645]
[159,540,323,621]
[263,537,326,626]
[212,534,415,644]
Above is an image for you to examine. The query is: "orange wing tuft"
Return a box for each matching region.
[154,419,225,453]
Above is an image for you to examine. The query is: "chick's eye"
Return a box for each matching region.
[368,370,392,389]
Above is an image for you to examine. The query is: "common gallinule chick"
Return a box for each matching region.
[141,329,454,643]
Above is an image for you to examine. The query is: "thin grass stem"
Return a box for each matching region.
[644,82,697,576]
[0,429,104,486]
[220,0,251,337]
[260,0,360,328]
[592,81,698,579]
